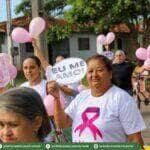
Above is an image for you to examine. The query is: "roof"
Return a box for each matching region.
[0,16,142,34]
[0,16,30,33]
[0,16,68,33]
[110,23,131,33]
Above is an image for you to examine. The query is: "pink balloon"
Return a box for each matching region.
[147,45,150,51]
[0,53,12,64]
[106,32,115,44]
[147,45,150,58]
[144,58,150,67]
[29,17,46,38]
[0,58,10,88]
[135,47,147,60]
[0,56,11,87]
[97,34,107,45]
[44,93,65,116]
[7,64,17,80]
[0,68,10,88]
[11,27,30,43]
[44,95,54,116]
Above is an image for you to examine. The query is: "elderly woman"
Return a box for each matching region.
[112,50,135,94]
[48,54,145,145]
[0,87,51,142]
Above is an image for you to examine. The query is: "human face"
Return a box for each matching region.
[86,59,112,89]
[115,53,126,63]
[55,56,64,63]
[23,58,41,82]
[0,109,38,143]
[104,45,109,51]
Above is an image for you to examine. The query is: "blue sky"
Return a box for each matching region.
[0,0,22,22]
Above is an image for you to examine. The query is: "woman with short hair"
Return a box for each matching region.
[48,54,145,146]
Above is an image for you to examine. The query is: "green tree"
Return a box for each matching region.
[15,0,150,46]
[15,0,70,42]
[15,0,31,17]
[65,0,150,46]
[15,0,67,17]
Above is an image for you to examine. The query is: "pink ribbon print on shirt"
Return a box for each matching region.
[74,107,102,140]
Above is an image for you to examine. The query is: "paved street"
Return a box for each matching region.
[140,102,150,145]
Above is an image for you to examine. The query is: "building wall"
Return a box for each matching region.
[1,32,135,71]
[69,33,100,60]
[49,39,70,64]
[0,34,34,70]
[1,35,21,69]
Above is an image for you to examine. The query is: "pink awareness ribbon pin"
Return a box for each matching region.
[74,107,102,140]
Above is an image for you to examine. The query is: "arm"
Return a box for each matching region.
[59,84,78,96]
[118,94,146,148]
[32,39,51,70]
[54,97,72,128]
[127,132,144,149]
[48,81,72,129]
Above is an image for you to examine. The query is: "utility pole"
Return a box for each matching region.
[6,0,15,87]
[6,0,13,58]
[31,0,48,60]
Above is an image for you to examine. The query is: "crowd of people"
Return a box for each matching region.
[0,40,149,149]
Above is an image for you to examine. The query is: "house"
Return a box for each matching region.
[0,16,134,70]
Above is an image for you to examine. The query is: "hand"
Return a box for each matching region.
[112,58,119,64]
[47,81,60,99]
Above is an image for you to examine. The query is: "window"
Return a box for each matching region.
[12,47,19,56]
[117,38,122,49]
[78,38,90,50]
[25,43,34,52]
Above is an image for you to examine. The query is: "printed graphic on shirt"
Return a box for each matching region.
[74,107,102,140]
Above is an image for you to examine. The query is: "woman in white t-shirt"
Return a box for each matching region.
[32,40,79,106]
[48,54,146,146]
[21,56,47,99]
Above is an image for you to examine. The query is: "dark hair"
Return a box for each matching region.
[24,56,41,67]
[86,54,112,72]
[0,87,51,140]
[56,55,65,59]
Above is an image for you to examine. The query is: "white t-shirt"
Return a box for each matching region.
[20,79,47,100]
[65,85,146,142]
